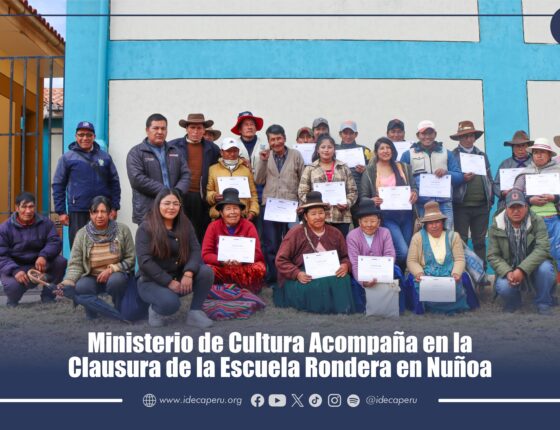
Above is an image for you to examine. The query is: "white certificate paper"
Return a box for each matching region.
[217,176,251,198]
[357,256,394,283]
[525,173,560,196]
[217,236,256,263]
[418,174,451,198]
[313,181,347,205]
[292,143,315,165]
[393,141,413,161]
[379,186,412,210]
[264,198,298,223]
[459,152,487,176]
[499,168,525,191]
[336,147,366,168]
[419,276,456,302]
[303,250,340,279]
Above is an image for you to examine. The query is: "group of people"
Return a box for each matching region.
[0,112,558,324]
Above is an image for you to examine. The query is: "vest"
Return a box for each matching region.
[409,147,448,175]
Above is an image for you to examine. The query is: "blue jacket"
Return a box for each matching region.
[52,142,121,214]
[0,213,62,276]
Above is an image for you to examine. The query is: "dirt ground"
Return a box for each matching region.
[1,284,559,368]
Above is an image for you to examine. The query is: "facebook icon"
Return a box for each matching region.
[251,394,265,407]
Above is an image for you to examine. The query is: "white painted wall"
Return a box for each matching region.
[523,0,558,44]
[110,0,479,41]
[527,81,560,140]
[108,78,484,227]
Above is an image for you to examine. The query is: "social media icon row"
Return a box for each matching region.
[250,393,360,408]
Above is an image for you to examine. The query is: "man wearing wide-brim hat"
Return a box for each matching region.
[450,120,494,267]
[203,127,222,143]
[168,113,221,242]
[230,111,265,170]
[493,130,534,209]
[513,138,560,268]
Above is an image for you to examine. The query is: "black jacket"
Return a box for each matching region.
[126,139,191,224]
[168,136,220,199]
[135,219,202,287]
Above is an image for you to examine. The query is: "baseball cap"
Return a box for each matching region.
[505,189,527,208]
[339,120,358,133]
[221,137,240,151]
[76,121,95,133]
[312,117,329,129]
[387,119,405,132]
[417,120,436,133]
[297,127,313,138]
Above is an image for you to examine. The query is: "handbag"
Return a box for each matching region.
[413,206,423,234]
[364,280,400,318]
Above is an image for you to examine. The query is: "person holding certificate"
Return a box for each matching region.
[361,137,417,268]
[206,137,259,221]
[274,191,354,314]
[136,188,214,328]
[255,124,305,285]
[406,201,470,314]
[400,120,463,231]
[493,131,533,211]
[202,188,266,294]
[513,138,560,267]
[450,121,494,267]
[298,135,358,236]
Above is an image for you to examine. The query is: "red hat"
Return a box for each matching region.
[231,111,264,135]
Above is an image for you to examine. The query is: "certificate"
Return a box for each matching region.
[393,141,413,161]
[264,198,298,223]
[525,173,560,195]
[418,174,451,198]
[217,236,256,263]
[378,186,412,210]
[335,147,366,168]
[459,153,487,176]
[217,176,251,198]
[312,181,347,205]
[292,143,315,165]
[303,250,340,279]
[357,256,394,283]
[419,276,456,302]
[499,168,525,191]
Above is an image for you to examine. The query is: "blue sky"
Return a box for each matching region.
[29,0,67,38]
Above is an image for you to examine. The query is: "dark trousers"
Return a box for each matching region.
[453,204,489,267]
[69,212,90,248]
[331,223,350,237]
[137,265,213,315]
[262,219,290,283]
[184,191,211,244]
[75,272,128,318]
[1,255,67,304]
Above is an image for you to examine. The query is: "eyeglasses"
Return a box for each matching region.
[76,133,94,138]
[160,201,181,207]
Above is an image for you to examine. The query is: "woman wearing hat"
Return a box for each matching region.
[201,188,266,294]
[298,134,358,236]
[406,201,469,314]
[361,137,417,268]
[513,138,560,267]
[274,191,354,314]
[493,131,534,210]
[136,188,214,328]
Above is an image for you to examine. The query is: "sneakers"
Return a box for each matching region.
[148,305,165,327]
[186,310,214,329]
[6,300,18,308]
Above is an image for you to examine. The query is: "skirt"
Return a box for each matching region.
[273,275,355,314]
[208,261,266,294]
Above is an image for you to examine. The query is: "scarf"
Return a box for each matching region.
[85,220,119,254]
[513,156,530,168]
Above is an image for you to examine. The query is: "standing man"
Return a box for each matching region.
[488,189,556,315]
[451,121,494,265]
[400,120,463,230]
[255,124,305,285]
[386,119,406,143]
[312,117,330,142]
[231,111,265,169]
[127,113,191,225]
[296,127,314,143]
[203,127,221,143]
[52,121,121,247]
[0,192,67,307]
[169,113,220,242]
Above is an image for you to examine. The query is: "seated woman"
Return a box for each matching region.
[136,188,213,328]
[60,196,135,319]
[202,188,266,294]
[274,191,354,314]
[406,201,469,314]
[346,199,403,313]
